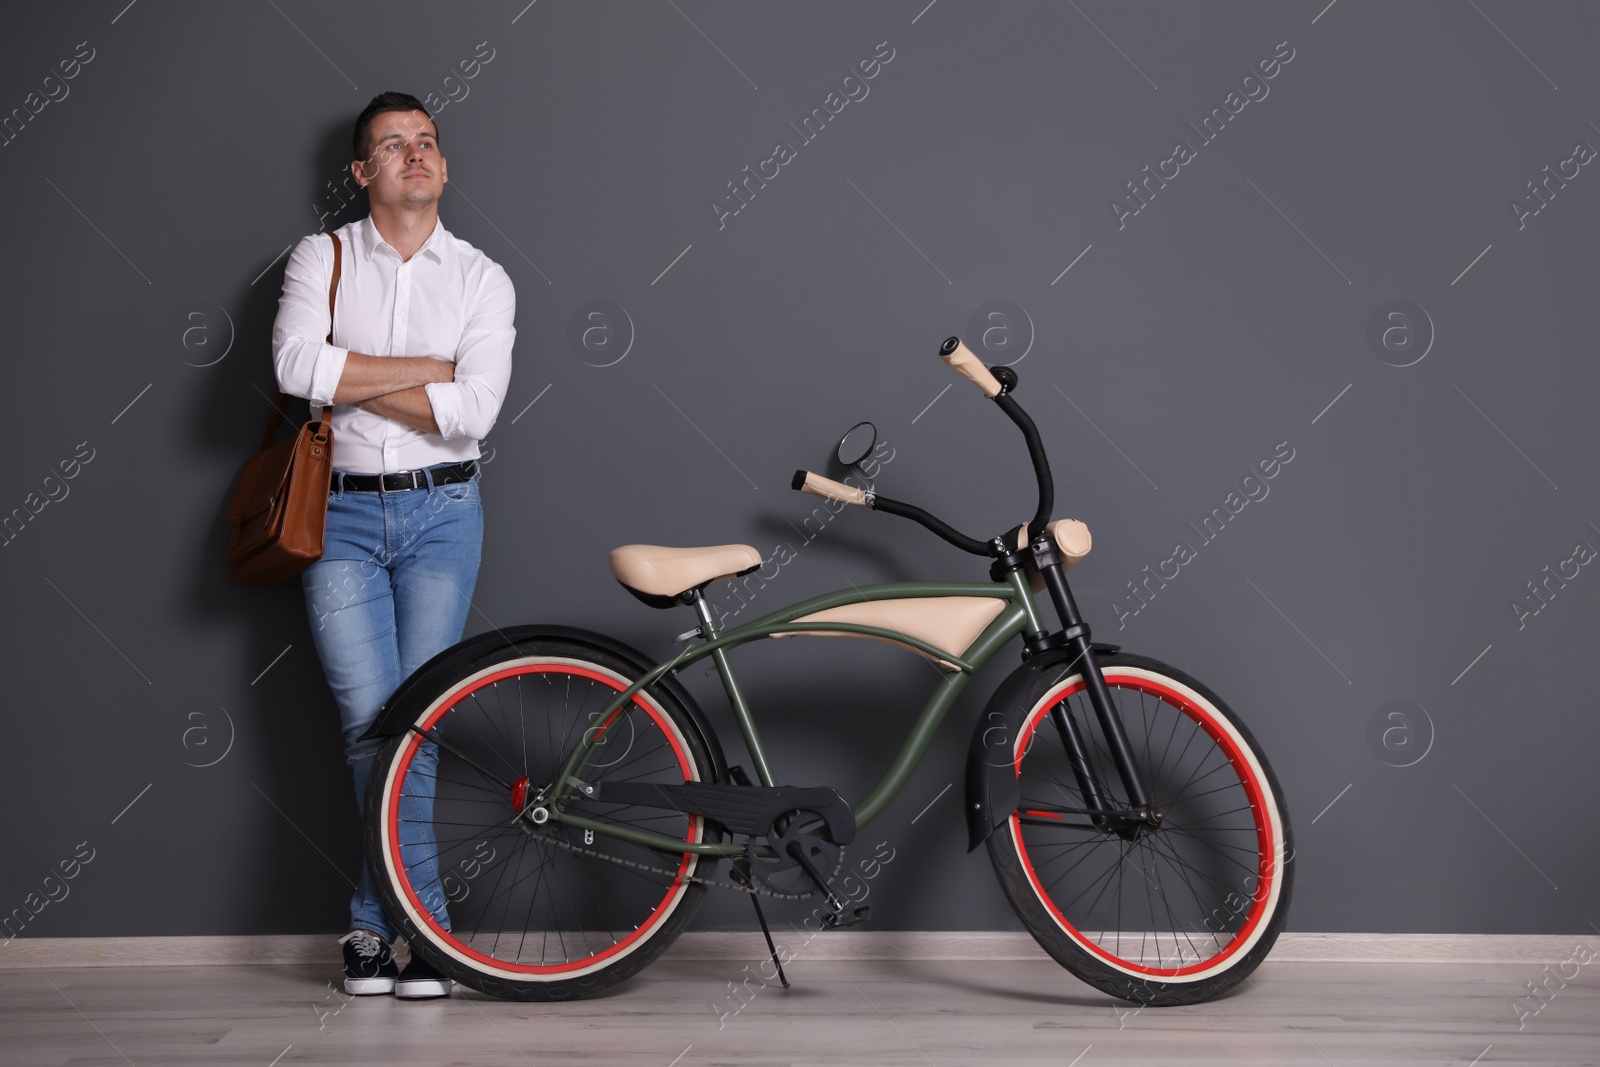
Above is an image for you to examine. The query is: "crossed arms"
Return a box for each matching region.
[332,354,452,435]
[271,232,515,442]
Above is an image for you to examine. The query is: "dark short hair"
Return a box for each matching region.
[353,92,437,161]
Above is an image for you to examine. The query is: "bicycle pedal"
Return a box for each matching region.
[822,905,871,929]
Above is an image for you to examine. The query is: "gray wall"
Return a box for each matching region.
[2,0,1595,941]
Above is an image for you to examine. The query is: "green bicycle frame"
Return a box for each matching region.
[543,570,1045,858]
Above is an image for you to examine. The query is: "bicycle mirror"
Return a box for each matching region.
[836,422,877,469]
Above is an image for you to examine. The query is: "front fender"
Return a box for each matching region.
[359,624,726,783]
[964,642,1119,851]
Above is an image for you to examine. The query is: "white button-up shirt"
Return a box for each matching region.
[271,216,515,475]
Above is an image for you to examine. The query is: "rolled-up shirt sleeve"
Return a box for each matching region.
[424,263,515,441]
[271,234,348,408]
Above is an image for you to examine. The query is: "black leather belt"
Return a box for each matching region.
[340,461,478,493]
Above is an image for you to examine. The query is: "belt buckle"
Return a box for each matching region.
[378,470,411,494]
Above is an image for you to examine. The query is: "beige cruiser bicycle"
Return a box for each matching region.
[355,338,1294,1005]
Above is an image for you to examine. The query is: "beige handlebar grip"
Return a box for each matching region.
[791,470,869,507]
[1049,518,1092,569]
[1018,518,1093,572]
[939,337,1002,398]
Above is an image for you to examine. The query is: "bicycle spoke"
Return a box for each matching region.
[378,653,711,985]
[465,685,525,781]
[1005,663,1286,988]
[408,725,516,793]
[1160,824,1264,876]
[1141,835,1215,961]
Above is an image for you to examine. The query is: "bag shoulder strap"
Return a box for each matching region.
[326,231,342,344]
[258,232,343,451]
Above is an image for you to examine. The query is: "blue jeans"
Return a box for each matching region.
[301,465,483,943]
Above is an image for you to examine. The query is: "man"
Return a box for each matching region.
[271,92,514,999]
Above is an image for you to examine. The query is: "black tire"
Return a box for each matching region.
[985,651,1293,1006]
[364,631,723,1001]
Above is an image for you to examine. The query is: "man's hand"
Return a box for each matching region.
[332,354,454,404]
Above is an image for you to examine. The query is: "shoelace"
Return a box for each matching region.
[338,931,386,959]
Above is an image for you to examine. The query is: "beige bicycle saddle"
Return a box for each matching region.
[609,543,763,601]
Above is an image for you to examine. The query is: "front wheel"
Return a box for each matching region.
[364,630,723,1001]
[986,651,1293,1006]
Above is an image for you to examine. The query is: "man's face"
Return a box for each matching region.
[353,110,447,209]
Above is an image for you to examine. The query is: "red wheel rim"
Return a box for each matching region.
[384,662,701,976]
[1009,669,1279,978]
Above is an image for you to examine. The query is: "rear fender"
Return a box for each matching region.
[360,624,726,782]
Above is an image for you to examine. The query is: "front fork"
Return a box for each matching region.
[1031,540,1156,832]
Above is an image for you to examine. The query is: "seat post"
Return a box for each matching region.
[689,588,720,639]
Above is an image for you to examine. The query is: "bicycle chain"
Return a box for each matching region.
[525,824,845,901]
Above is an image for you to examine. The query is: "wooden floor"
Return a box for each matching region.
[2,956,1596,1066]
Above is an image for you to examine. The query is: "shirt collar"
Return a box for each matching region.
[357,215,450,265]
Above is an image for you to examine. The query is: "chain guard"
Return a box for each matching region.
[574,779,854,900]
[526,822,844,900]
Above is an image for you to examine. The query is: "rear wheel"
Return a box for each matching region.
[986,651,1292,1005]
[365,633,722,1001]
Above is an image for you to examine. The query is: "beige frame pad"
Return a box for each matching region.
[774,595,1007,669]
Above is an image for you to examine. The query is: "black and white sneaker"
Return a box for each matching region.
[394,952,453,999]
[339,930,397,995]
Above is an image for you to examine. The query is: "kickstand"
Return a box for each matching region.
[748,890,790,989]
[731,858,789,989]
[724,767,789,987]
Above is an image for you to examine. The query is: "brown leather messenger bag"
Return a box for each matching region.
[225,233,341,586]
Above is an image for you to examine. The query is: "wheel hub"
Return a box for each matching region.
[1110,806,1163,841]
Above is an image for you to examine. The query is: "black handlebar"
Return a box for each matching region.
[791,337,1059,558]
[936,336,1056,543]
[994,390,1055,539]
[868,494,992,556]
